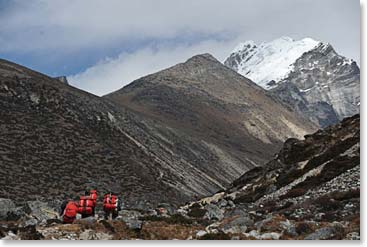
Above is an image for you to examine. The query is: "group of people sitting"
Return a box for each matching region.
[60,190,122,223]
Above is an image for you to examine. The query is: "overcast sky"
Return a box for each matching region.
[0,0,360,96]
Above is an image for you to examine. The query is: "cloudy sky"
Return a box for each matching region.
[0,0,360,96]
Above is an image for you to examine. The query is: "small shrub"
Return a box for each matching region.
[295,222,315,235]
[279,188,306,200]
[187,208,207,218]
[198,232,231,240]
[330,189,360,201]
[314,195,342,211]
[322,212,341,222]
[190,202,202,209]
[164,214,193,225]
[275,201,294,211]
[139,214,193,225]
[139,215,163,222]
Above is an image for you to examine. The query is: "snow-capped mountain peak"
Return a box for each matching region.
[225,37,320,89]
[225,37,360,128]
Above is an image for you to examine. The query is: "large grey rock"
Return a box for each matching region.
[304,227,338,240]
[124,218,143,230]
[204,204,224,221]
[247,230,260,239]
[0,198,24,221]
[260,232,282,240]
[280,220,298,237]
[79,229,112,240]
[221,216,253,234]
[26,201,58,221]
[119,210,143,230]
[196,230,208,238]
[19,218,38,228]
[218,199,228,208]
[255,214,273,231]
[345,232,360,240]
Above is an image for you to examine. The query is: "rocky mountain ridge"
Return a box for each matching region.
[107,53,316,176]
[224,37,360,127]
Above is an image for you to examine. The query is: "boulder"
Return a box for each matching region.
[196,230,208,238]
[227,200,235,208]
[345,232,360,240]
[79,229,112,240]
[224,207,249,218]
[220,216,253,234]
[124,218,143,231]
[119,210,143,230]
[280,220,298,237]
[218,199,228,208]
[304,227,339,240]
[247,230,260,239]
[26,201,59,221]
[204,204,224,221]
[0,198,24,221]
[260,232,282,240]
[1,230,19,240]
[19,218,38,228]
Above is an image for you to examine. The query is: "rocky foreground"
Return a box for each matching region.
[0,115,359,240]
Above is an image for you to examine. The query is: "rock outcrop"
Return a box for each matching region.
[176,114,360,240]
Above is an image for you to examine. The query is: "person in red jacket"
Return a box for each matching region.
[89,189,97,208]
[60,199,78,224]
[78,191,96,218]
[103,192,121,220]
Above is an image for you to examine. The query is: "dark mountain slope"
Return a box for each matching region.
[0,58,197,208]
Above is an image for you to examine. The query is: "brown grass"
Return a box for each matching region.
[140,221,203,240]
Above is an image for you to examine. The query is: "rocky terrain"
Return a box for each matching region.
[0,114,359,240]
[225,37,360,127]
[0,56,315,209]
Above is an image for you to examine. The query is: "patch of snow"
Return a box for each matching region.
[228,37,320,89]
[299,86,314,93]
[107,112,116,123]
[30,93,40,104]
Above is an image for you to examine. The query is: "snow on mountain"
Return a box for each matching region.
[224,37,320,89]
[225,37,360,127]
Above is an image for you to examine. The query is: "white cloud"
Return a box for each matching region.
[0,0,359,57]
[68,39,242,96]
[0,0,360,96]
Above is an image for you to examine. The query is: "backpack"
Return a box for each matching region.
[78,196,94,215]
[64,201,78,222]
[103,194,117,211]
[89,190,97,207]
